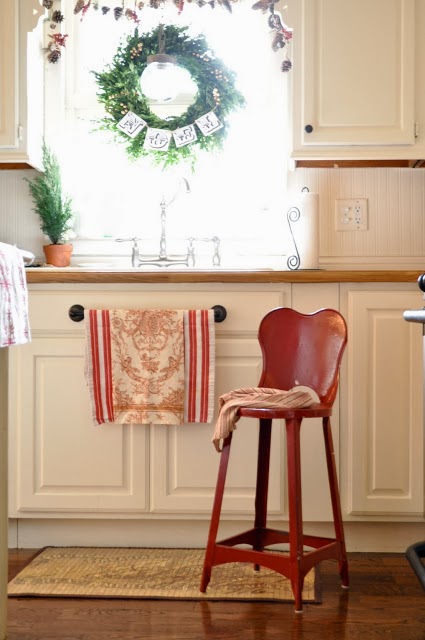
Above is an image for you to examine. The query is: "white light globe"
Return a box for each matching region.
[140,55,179,102]
[140,55,198,102]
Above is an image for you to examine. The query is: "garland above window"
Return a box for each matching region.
[92,24,246,168]
[42,0,293,69]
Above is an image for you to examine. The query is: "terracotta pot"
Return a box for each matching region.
[43,244,73,267]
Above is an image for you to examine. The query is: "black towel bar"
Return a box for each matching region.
[68,304,227,323]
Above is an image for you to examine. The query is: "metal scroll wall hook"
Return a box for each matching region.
[286,206,301,270]
[286,186,310,271]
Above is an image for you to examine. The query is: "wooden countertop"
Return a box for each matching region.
[25,268,425,284]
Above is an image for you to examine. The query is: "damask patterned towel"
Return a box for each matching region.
[84,309,215,426]
[0,242,31,347]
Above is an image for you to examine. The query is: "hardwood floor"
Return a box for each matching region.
[7,549,425,639]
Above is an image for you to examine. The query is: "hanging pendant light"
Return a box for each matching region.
[139,24,181,102]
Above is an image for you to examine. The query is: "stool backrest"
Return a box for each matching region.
[258,307,347,405]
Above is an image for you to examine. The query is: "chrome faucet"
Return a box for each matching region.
[137,177,191,268]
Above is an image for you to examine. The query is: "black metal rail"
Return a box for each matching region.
[68,304,227,323]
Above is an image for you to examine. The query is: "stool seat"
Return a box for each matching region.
[200,307,349,612]
[238,402,332,420]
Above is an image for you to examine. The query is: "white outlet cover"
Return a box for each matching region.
[335,198,368,231]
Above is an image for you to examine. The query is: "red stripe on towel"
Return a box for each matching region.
[200,310,209,422]
[101,310,114,422]
[188,310,197,422]
[89,310,104,424]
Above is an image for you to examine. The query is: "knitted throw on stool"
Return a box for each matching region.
[213,387,316,452]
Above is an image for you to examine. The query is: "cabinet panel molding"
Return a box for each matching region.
[8,337,149,516]
[149,346,288,515]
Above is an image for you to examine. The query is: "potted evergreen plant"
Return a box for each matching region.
[25,141,74,267]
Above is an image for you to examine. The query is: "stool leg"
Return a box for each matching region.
[254,418,272,529]
[322,417,349,588]
[200,433,233,592]
[285,418,305,612]
[254,418,272,562]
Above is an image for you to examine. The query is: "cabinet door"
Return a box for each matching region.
[340,286,423,517]
[8,335,149,516]
[292,0,415,150]
[0,0,43,162]
[0,0,18,148]
[150,288,290,516]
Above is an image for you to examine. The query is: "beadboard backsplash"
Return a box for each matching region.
[1,167,425,269]
[287,167,425,269]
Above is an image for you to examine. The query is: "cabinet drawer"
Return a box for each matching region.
[28,286,290,333]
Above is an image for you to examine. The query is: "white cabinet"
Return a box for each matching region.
[0,0,43,164]
[9,281,424,550]
[340,284,424,518]
[8,285,294,520]
[288,0,422,162]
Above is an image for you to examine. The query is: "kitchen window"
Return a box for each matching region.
[45,1,290,260]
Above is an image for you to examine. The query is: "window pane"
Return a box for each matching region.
[53,2,290,258]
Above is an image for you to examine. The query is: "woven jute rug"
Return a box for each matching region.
[8,547,319,603]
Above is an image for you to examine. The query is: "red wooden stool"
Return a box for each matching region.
[200,307,349,612]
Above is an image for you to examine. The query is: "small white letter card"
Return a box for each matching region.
[117,111,147,138]
[173,124,197,148]
[195,111,223,136]
[143,128,172,151]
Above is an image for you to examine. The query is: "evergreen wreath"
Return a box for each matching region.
[92,24,246,167]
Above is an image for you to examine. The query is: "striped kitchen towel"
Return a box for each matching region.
[212,387,315,452]
[84,309,215,426]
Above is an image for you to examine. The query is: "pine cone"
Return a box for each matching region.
[272,33,285,51]
[113,6,123,19]
[268,13,282,30]
[101,6,110,13]
[74,0,85,14]
[219,0,232,11]
[47,49,61,64]
[52,10,64,22]
[43,0,53,8]
[281,59,292,73]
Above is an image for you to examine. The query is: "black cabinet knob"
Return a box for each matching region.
[304,124,314,134]
[418,274,425,293]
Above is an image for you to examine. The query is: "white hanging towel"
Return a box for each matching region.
[0,242,31,347]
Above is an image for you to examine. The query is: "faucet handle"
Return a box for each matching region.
[115,237,141,246]
[186,237,196,268]
[212,236,221,267]
[115,237,141,267]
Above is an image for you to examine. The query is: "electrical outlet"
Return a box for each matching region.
[335,198,368,231]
